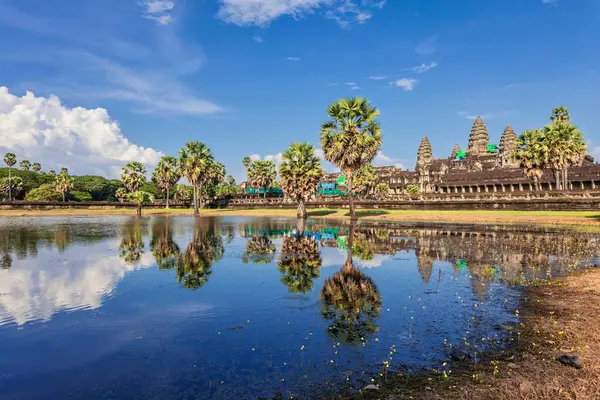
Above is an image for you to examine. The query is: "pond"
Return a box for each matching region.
[0,216,598,399]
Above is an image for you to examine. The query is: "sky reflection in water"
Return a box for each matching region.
[0,216,598,399]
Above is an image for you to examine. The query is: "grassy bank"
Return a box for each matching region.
[0,207,599,228]
[341,267,600,400]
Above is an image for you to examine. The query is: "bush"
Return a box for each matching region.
[25,183,62,201]
[72,175,122,201]
[405,184,420,195]
[70,190,93,202]
[0,168,53,199]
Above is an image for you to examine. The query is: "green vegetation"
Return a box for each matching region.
[353,164,378,198]
[152,156,181,209]
[320,97,382,219]
[247,160,277,198]
[279,142,325,218]
[374,182,389,199]
[178,141,214,214]
[25,183,62,201]
[55,168,74,202]
[405,184,420,195]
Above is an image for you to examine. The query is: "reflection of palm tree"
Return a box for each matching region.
[352,238,375,261]
[320,222,382,343]
[278,232,322,293]
[1,253,12,269]
[119,220,144,264]
[175,222,224,290]
[242,235,276,264]
[150,218,180,269]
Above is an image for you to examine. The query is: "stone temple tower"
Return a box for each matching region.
[416,136,433,193]
[466,116,490,156]
[498,125,518,167]
[450,144,461,159]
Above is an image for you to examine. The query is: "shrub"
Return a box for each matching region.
[25,183,62,201]
[70,190,93,202]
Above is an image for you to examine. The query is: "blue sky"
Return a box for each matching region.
[0,0,599,180]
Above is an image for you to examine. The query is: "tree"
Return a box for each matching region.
[514,130,545,190]
[278,234,322,293]
[20,160,31,171]
[279,142,325,218]
[151,218,181,269]
[178,141,214,215]
[152,156,181,209]
[242,156,252,180]
[175,223,224,290]
[121,162,146,193]
[551,106,570,124]
[227,175,235,185]
[0,176,23,201]
[119,219,144,264]
[242,235,276,264]
[543,122,586,190]
[174,184,193,203]
[247,160,276,198]
[126,190,154,217]
[55,168,73,202]
[3,153,16,201]
[405,184,420,195]
[374,182,389,199]
[32,162,42,173]
[115,187,128,202]
[24,183,62,201]
[320,97,382,219]
[48,170,56,177]
[353,164,378,198]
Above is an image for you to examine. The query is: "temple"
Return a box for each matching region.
[322,116,600,195]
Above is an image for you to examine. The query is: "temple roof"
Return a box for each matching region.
[466,116,490,156]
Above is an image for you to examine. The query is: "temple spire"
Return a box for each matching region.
[498,125,518,167]
[416,136,433,167]
[466,116,490,156]
[450,144,460,159]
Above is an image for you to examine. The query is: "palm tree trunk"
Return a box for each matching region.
[346,171,357,220]
[166,189,170,209]
[193,184,199,214]
[563,167,569,190]
[8,167,11,201]
[137,205,142,217]
[297,199,307,219]
[554,169,561,190]
[296,217,306,236]
[62,192,66,202]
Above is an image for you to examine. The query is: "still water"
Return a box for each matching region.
[0,216,598,399]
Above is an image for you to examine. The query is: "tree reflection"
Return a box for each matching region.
[242,235,276,264]
[278,224,322,294]
[1,253,12,269]
[320,221,382,343]
[118,219,145,264]
[150,218,180,269]
[175,221,224,290]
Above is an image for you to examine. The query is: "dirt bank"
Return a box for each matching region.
[348,268,600,400]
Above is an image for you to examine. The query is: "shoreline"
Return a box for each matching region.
[340,267,600,400]
[1,208,599,230]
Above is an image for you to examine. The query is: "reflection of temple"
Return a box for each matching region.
[322,117,600,195]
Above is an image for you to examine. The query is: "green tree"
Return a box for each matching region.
[551,106,570,124]
[25,183,62,201]
[320,97,382,219]
[151,218,180,269]
[174,184,193,202]
[115,187,128,202]
[405,184,420,195]
[175,223,224,290]
[353,164,378,198]
[3,153,16,201]
[20,160,31,171]
[227,175,235,185]
[152,156,181,209]
[32,162,42,173]
[55,168,73,202]
[514,130,545,190]
[126,191,154,217]
[0,176,24,201]
[242,156,252,181]
[278,233,322,293]
[247,160,276,198]
[178,141,214,215]
[374,182,389,199]
[119,219,144,264]
[48,170,56,177]
[279,142,324,218]
[121,162,146,193]
[242,234,276,264]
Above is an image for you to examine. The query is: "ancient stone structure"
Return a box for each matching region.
[320,116,600,196]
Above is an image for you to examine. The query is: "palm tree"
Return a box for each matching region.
[152,156,181,209]
[119,219,144,264]
[115,187,128,202]
[551,106,570,124]
[227,175,235,185]
[242,234,276,264]
[514,130,545,191]
[374,182,389,199]
[48,170,56,177]
[242,156,252,179]
[178,141,214,215]
[279,142,324,218]
[3,153,16,201]
[278,233,322,293]
[121,162,147,192]
[126,190,154,217]
[55,168,73,202]
[247,160,276,198]
[20,160,31,171]
[150,218,180,269]
[320,222,381,343]
[545,122,586,190]
[32,162,42,173]
[320,97,382,219]
[353,164,377,198]
[1,177,23,201]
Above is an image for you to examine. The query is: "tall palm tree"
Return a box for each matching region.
[20,160,31,171]
[320,98,382,219]
[550,106,570,124]
[55,168,73,202]
[178,141,214,215]
[126,190,154,217]
[48,170,56,177]
[32,162,42,173]
[121,162,147,192]
[242,156,252,180]
[514,130,545,190]
[3,153,16,201]
[247,160,276,198]
[546,122,586,190]
[353,164,378,198]
[279,142,324,218]
[152,156,181,209]
[227,175,235,185]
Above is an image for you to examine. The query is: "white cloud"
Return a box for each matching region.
[286,56,301,61]
[415,35,438,55]
[264,152,284,167]
[217,0,386,27]
[0,87,162,177]
[139,0,175,25]
[591,147,600,159]
[314,148,325,160]
[392,78,418,91]
[253,35,264,43]
[373,151,405,169]
[405,62,438,73]
[541,0,559,4]
[249,154,262,161]
[344,82,360,90]
[368,75,387,80]
[463,110,517,120]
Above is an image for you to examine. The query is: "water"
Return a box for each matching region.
[0,216,598,399]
